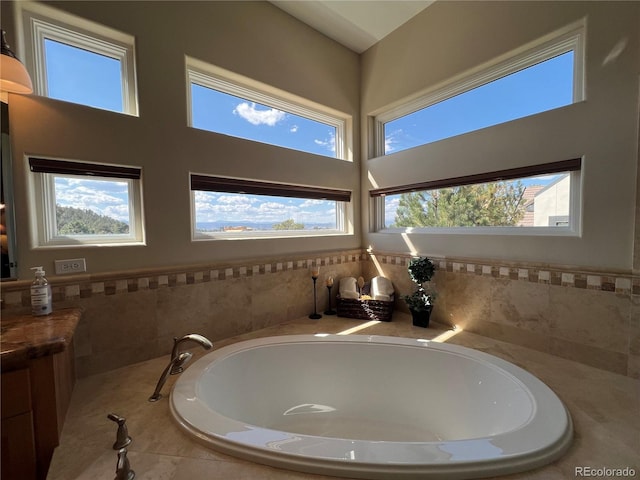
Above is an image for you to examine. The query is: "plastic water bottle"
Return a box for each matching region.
[30,266,52,316]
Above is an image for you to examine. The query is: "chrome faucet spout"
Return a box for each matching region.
[170,333,213,361]
[149,333,213,402]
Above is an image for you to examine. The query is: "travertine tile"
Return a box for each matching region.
[490,279,552,334]
[47,314,640,480]
[2,250,636,380]
[547,286,631,353]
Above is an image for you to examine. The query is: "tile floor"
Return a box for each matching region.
[47,314,639,480]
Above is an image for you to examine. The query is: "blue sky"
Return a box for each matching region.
[190,85,337,158]
[384,51,573,154]
[55,177,130,221]
[47,39,574,229]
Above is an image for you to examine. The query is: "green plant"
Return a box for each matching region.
[402,257,436,312]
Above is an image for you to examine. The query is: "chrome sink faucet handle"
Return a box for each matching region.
[107,413,132,450]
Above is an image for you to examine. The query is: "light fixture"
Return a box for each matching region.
[0,29,33,99]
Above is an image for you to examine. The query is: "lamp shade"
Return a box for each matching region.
[0,30,33,95]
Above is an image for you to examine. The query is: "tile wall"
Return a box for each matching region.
[1,249,366,377]
[364,252,640,379]
[2,248,638,378]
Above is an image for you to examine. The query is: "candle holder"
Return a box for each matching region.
[324,277,336,315]
[309,267,322,320]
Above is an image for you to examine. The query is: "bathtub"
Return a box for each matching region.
[170,335,572,479]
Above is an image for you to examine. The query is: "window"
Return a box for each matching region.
[375,20,585,155]
[371,159,581,234]
[191,175,351,239]
[29,158,145,247]
[186,58,351,160]
[18,1,138,115]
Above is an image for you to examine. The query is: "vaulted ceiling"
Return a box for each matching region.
[270,1,434,53]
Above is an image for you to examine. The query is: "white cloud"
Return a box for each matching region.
[313,131,336,154]
[384,129,403,153]
[300,199,325,208]
[103,204,130,220]
[54,179,130,221]
[194,192,336,225]
[233,102,286,126]
[385,196,400,220]
[290,125,298,133]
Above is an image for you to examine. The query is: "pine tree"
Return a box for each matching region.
[56,205,129,234]
[392,181,526,227]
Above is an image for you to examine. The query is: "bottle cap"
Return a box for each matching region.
[30,266,45,275]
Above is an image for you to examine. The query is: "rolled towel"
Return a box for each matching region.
[340,290,360,300]
[372,293,392,301]
[339,277,358,299]
[371,276,394,298]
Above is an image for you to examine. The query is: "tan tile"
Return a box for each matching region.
[51,315,640,480]
[547,286,631,353]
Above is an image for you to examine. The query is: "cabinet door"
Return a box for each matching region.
[1,411,37,480]
[1,368,36,479]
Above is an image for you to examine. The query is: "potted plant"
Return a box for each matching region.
[402,256,436,327]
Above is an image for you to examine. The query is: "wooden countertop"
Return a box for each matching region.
[0,308,81,371]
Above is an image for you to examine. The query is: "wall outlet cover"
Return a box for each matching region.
[54,258,87,274]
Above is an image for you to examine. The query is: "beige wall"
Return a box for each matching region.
[1,0,361,279]
[362,1,639,272]
[1,1,638,379]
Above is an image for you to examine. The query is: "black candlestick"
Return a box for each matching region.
[324,285,336,315]
[309,276,322,319]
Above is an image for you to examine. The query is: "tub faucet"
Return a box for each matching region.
[148,334,213,402]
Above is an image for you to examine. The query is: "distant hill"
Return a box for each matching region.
[196,220,333,232]
[56,205,129,234]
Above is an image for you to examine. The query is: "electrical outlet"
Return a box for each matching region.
[54,258,87,275]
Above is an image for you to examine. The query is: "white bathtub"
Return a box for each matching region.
[170,335,572,479]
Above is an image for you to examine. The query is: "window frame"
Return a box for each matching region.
[371,159,583,236]
[190,174,352,241]
[17,1,139,115]
[372,18,586,157]
[28,157,145,248]
[185,57,352,161]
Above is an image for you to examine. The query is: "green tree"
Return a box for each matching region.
[272,218,305,230]
[56,205,129,234]
[392,181,526,228]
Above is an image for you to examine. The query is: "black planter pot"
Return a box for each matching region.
[410,306,433,328]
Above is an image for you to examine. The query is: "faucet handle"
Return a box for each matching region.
[107,413,132,450]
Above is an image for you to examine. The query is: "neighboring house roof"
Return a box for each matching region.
[518,185,544,227]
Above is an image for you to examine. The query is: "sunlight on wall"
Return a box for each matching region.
[367,171,380,189]
[367,250,387,277]
[401,233,418,256]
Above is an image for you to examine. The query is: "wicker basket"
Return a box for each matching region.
[336,295,394,322]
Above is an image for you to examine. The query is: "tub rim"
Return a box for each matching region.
[170,334,573,480]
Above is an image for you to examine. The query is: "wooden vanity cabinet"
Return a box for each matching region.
[1,368,37,480]
[1,343,75,480]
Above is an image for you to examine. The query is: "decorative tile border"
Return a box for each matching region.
[0,250,367,309]
[366,251,639,296]
[2,249,637,310]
